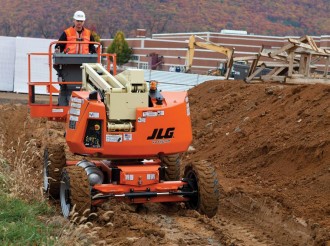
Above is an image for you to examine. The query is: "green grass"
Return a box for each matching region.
[0,158,9,193]
[0,193,57,245]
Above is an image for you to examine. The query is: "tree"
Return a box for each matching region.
[0,19,11,36]
[91,31,101,42]
[106,31,132,66]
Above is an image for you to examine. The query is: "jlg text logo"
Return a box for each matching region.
[147,128,175,140]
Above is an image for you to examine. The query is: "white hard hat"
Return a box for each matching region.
[73,11,86,21]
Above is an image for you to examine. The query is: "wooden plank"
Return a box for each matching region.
[266,67,280,76]
[261,75,286,83]
[288,51,295,77]
[233,55,258,61]
[299,54,307,74]
[247,54,260,77]
[291,74,305,78]
[269,43,295,58]
[305,54,311,77]
[324,56,330,78]
[270,54,301,63]
[290,41,326,54]
[245,64,265,83]
[260,62,299,67]
[306,36,322,52]
[289,39,315,51]
[286,77,330,85]
[272,66,287,76]
[298,47,327,55]
[247,79,263,83]
[290,35,308,44]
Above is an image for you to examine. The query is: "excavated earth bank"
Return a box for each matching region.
[0,79,329,245]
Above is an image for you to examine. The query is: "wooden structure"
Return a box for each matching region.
[234,36,330,84]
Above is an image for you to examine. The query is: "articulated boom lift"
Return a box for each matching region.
[28,41,220,219]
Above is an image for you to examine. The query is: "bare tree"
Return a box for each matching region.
[0,19,12,36]
[145,12,173,35]
[36,11,54,38]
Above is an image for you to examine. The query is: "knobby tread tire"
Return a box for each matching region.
[45,143,66,198]
[184,160,220,218]
[161,154,182,181]
[65,166,91,217]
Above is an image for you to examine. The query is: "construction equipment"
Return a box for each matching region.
[185,35,234,79]
[28,41,220,219]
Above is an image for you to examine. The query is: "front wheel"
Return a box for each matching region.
[183,160,220,218]
[43,143,66,199]
[161,153,182,181]
[60,166,92,219]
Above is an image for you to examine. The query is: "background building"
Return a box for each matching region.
[102,30,330,75]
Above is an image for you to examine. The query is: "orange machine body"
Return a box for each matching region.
[65,90,192,158]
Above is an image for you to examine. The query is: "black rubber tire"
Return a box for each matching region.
[60,166,91,219]
[183,160,220,218]
[161,154,182,181]
[44,143,66,199]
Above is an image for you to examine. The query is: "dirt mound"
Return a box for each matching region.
[0,80,329,245]
[187,80,330,244]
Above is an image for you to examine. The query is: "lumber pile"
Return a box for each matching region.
[234,36,330,84]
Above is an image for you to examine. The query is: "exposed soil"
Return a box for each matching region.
[0,80,329,245]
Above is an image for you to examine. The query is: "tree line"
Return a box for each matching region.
[0,0,328,39]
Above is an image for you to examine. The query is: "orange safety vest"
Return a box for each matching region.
[64,27,91,54]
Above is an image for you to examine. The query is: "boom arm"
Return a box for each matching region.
[81,63,149,123]
[185,35,234,79]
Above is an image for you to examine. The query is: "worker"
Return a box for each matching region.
[54,10,96,106]
[55,10,96,54]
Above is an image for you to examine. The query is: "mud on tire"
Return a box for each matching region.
[184,160,220,218]
[60,166,92,219]
[161,153,182,181]
[44,143,66,199]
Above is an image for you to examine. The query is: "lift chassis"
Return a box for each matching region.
[29,41,220,219]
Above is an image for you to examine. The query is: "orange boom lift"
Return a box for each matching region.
[28,41,219,218]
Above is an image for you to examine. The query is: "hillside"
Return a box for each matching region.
[0,0,329,39]
[0,79,329,245]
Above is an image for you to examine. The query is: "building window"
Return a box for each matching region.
[139,62,149,69]
[130,55,139,61]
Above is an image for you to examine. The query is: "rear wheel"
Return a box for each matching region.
[161,154,182,181]
[43,143,66,199]
[184,160,220,218]
[60,166,92,219]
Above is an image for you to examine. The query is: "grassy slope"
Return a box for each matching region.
[0,193,57,245]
